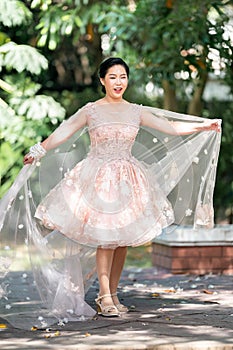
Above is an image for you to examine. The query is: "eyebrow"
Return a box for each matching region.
[108,73,127,77]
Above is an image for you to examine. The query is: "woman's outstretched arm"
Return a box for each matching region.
[141,109,221,135]
[23,107,87,164]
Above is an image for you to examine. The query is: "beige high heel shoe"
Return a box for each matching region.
[95,294,120,317]
[111,292,129,313]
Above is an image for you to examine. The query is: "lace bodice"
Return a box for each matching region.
[86,103,141,160]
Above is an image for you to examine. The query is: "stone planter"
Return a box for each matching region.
[152,225,233,275]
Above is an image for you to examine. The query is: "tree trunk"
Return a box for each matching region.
[187,72,208,116]
[162,80,179,111]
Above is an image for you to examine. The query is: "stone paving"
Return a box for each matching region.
[0,267,233,349]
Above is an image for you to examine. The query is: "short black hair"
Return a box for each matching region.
[99,57,129,93]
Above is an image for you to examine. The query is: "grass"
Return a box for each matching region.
[1,243,153,272]
[125,243,152,268]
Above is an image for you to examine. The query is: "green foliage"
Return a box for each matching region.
[103,0,232,84]
[36,7,83,50]
[16,95,65,120]
[0,0,66,197]
[0,0,32,27]
[0,42,48,74]
[204,100,233,222]
[32,0,105,50]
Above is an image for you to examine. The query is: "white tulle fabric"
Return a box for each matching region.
[0,102,221,329]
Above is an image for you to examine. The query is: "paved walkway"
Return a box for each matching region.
[0,267,233,350]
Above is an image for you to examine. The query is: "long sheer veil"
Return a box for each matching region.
[0,104,221,329]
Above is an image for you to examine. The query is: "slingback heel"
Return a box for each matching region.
[95,294,120,317]
[111,292,129,313]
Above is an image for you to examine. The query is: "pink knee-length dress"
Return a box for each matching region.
[35,102,174,248]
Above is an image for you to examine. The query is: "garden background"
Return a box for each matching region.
[0,1,233,267]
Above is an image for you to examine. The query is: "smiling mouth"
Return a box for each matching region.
[114,87,123,92]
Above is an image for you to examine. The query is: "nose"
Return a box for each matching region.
[116,77,121,85]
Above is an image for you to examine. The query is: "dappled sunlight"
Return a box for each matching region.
[1,268,233,349]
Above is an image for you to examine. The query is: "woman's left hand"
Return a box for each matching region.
[201,119,221,132]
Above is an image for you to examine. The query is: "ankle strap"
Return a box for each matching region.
[97,293,112,300]
[111,292,117,297]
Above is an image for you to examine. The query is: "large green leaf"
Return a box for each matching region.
[36,6,85,50]
[0,0,32,27]
[3,74,42,98]
[17,95,66,121]
[0,104,16,129]
[0,42,48,74]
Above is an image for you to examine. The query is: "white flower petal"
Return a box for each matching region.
[185,209,192,216]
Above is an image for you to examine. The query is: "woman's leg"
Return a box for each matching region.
[96,246,128,313]
[109,246,128,304]
[96,247,115,307]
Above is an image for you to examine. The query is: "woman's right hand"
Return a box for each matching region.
[23,153,34,165]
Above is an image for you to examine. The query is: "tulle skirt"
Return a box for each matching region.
[35,155,174,248]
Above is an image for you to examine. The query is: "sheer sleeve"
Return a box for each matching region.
[42,105,88,151]
[140,106,219,135]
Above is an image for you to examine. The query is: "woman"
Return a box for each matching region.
[0,57,221,327]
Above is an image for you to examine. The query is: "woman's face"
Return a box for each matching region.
[100,64,128,101]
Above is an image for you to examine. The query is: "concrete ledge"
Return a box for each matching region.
[153,225,233,246]
[152,225,233,274]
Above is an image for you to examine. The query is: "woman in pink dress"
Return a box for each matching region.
[0,58,221,329]
[23,57,220,318]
